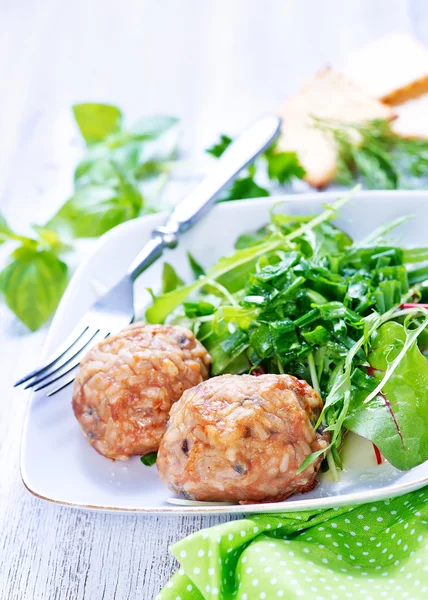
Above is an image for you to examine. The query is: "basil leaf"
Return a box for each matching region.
[0,213,18,245]
[48,172,143,239]
[162,263,184,294]
[73,103,123,144]
[129,115,178,141]
[1,248,68,330]
[140,452,158,467]
[345,321,428,470]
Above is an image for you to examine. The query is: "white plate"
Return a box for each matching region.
[21,190,428,514]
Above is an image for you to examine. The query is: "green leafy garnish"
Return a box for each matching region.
[187,252,206,280]
[48,178,142,238]
[0,219,69,330]
[0,104,179,330]
[73,103,123,144]
[140,452,158,467]
[218,177,269,202]
[206,134,232,158]
[264,146,306,184]
[162,263,184,294]
[313,117,428,189]
[345,319,428,470]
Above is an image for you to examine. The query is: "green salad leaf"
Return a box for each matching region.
[206,134,232,158]
[0,247,68,331]
[73,103,123,144]
[140,452,158,467]
[0,213,20,245]
[48,173,143,239]
[217,177,269,202]
[162,263,184,294]
[345,320,428,470]
[264,147,306,183]
[187,252,206,280]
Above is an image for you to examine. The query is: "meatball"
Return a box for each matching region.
[72,323,211,460]
[157,373,329,503]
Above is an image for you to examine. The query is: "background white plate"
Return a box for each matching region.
[21,190,428,514]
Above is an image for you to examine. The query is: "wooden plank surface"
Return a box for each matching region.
[1,1,428,598]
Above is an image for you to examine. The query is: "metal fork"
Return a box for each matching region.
[14,115,281,395]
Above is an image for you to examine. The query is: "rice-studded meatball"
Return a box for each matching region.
[157,373,329,503]
[72,323,211,460]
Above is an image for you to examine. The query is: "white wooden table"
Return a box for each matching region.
[1,1,428,597]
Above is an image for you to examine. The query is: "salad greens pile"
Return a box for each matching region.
[146,190,428,476]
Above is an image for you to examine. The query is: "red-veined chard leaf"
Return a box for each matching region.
[345,321,428,470]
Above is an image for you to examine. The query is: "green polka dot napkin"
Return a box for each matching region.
[157,487,428,600]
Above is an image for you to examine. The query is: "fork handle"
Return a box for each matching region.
[127,114,281,281]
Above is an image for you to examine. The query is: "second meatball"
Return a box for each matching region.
[157,373,329,503]
[72,323,211,460]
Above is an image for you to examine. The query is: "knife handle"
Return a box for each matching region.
[127,114,281,281]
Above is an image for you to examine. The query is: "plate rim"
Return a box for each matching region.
[20,189,428,514]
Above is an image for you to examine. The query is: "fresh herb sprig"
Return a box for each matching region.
[147,190,428,474]
[0,104,179,330]
[313,117,428,189]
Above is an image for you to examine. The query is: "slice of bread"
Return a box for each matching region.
[277,69,395,188]
[392,93,428,139]
[339,32,428,105]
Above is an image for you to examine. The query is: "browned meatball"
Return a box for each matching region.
[157,373,329,503]
[72,323,211,460]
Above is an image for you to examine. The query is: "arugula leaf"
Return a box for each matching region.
[146,239,283,323]
[162,263,184,294]
[265,148,306,183]
[73,103,123,144]
[140,452,158,467]
[147,192,355,324]
[1,247,68,330]
[219,306,258,329]
[217,177,269,202]
[345,321,428,470]
[183,301,215,318]
[206,134,232,158]
[234,226,269,250]
[187,252,205,279]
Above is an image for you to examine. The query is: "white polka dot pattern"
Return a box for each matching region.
[157,488,428,599]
